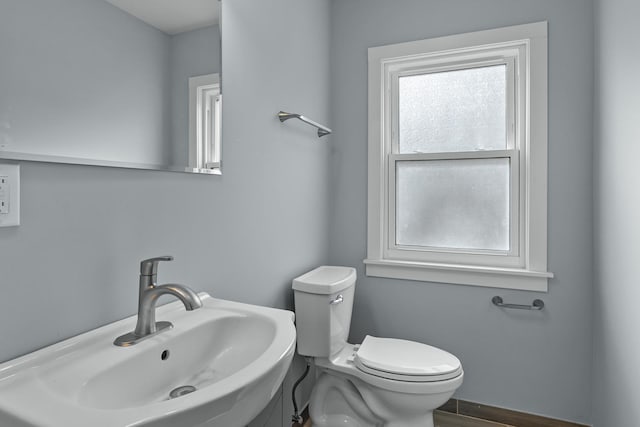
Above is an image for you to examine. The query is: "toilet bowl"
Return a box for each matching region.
[292,266,463,427]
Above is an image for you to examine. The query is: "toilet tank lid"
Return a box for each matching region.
[292,266,356,294]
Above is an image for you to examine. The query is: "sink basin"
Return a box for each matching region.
[0,293,296,427]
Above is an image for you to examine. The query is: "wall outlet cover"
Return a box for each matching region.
[0,164,20,227]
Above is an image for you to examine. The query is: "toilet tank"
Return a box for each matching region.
[292,266,356,358]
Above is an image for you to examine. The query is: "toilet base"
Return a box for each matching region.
[310,373,382,426]
[310,371,452,427]
[311,414,434,427]
[386,414,434,427]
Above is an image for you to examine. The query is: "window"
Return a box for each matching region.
[189,73,222,173]
[365,22,553,291]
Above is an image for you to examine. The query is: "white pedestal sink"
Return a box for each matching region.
[0,293,296,427]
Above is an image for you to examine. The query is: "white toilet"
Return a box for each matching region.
[292,266,463,427]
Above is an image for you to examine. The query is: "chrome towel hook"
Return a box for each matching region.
[492,296,544,311]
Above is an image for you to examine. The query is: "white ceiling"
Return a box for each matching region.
[104,0,219,35]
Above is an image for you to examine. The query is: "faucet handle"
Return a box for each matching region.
[140,256,174,276]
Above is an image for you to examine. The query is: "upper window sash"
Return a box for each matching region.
[388,53,521,155]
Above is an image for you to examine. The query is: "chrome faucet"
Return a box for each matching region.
[114,256,202,347]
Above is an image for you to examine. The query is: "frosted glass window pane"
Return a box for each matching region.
[396,159,510,251]
[398,65,507,153]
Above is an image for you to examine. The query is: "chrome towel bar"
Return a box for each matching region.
[278,111,332,138]
[492,296,544,311]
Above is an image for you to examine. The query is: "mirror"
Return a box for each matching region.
[0,0,222,174]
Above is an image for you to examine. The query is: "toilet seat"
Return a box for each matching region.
[354,336,462,382]
[316,343,464,395]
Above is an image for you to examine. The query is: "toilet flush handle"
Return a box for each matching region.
[330,295,344,305]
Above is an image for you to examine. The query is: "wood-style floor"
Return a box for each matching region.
[298,399,586,427]
[301,410,513,426]
[435,410,513,427]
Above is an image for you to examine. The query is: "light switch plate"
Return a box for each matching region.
[0,164,20,227]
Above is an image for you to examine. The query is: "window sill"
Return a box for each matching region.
[184,166,221,175]
[363,259,553,292]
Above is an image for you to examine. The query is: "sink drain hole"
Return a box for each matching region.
[161,350,170,361]
[169,385,197,399]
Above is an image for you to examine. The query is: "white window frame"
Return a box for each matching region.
[365,22,553,291]
[189,73,222,174]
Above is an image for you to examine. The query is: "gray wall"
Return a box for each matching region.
[169,25,221,166]
[0,0,171,165]
[0,0,606,425]
[329,0,594,423]
[0,0,331,380]
[222,0,331,422]
[593,0,640,425]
